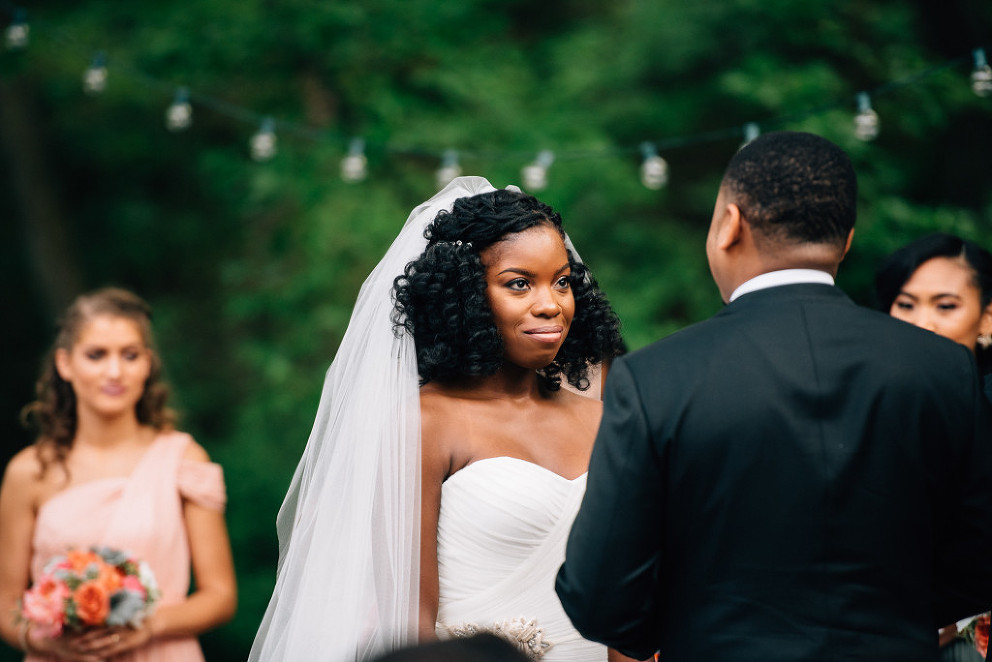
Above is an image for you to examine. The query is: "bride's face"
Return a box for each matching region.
[481,224,575,370]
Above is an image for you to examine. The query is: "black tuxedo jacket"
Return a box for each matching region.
[557,284,992,661]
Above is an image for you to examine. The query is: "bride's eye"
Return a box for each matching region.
[506,278,530,291]
[554,276,571,290]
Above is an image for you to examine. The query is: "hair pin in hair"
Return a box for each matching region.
[437,240,471,249]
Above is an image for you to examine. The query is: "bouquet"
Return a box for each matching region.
[958,612,990,658]
[20,546,160,637]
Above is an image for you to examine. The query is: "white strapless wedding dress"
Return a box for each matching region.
[435,456,607,661]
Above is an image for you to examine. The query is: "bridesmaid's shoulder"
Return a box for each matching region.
[156,427,211,463]
[3,440,53,486]
[181,439,211,463]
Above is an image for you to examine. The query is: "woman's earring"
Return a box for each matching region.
[978,333,992,350]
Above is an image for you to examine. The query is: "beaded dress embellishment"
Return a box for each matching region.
[448,616,554,659]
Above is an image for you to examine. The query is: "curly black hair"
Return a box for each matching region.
[393,188,624,390]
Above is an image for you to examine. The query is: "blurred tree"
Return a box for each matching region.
[1,0,989,659]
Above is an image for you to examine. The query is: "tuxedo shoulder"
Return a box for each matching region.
[867,304,977,354]
[620,315,727,366]
[620,297,974,376]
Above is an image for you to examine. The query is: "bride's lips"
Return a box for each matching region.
[524,326,564,343]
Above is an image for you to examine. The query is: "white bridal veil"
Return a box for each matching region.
[248,177,500,661]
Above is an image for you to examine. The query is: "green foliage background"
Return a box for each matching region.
[1,1,990,659]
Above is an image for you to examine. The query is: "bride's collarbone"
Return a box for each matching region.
[449,422,594,479]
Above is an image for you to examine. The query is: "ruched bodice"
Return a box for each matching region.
[435,457,606,661]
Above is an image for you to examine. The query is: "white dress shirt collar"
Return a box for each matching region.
[729,269,835,303]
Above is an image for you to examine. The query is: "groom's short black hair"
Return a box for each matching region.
[722,131,857,248]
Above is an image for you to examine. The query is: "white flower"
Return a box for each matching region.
[138,561,159,598]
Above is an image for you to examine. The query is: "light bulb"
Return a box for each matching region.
[742,122,760,148]
[165,87,192,132]
[971,49,992,98]
[83,53,108,96]
[340,138,368,183]
[853,92,879,141]
[250,118,277,161]
[521,150,554,192]
[639,143,668,190]
[5,10,28,50]
[435,150,462,189]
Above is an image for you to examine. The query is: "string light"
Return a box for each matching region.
[435,150,461,189]
[971,49,992,98]
[165,87,192,132]
[521,150,554,192]
[82,52,108,96]
[340,138,368,183]
[853,92,879,141]
[639,143,669,190]
[250,117,277,161]
[742,122,760,148]
[6,10,984,186]
[4,8,28,50]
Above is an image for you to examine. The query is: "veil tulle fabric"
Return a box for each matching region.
[249,176,500,661]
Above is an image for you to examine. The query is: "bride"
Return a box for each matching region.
[249,177,627,661]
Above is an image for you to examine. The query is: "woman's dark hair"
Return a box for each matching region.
[393,189,624,390]
[21,287,174,478]
[875,233,992,311]
[875,232,992,369]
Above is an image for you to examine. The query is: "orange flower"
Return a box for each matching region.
[97,563,124,592]
[73,580,110,626]
[65,549,102,573]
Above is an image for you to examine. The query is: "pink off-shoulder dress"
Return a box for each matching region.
[27,431,226,662]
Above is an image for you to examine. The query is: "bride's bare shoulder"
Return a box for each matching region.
[553,387,604,424]
[419,383,473,433]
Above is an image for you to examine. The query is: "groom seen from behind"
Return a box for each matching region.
[555,131,992,661]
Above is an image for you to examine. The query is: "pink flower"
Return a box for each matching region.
[121,575,146,599]
[22,576,69,636]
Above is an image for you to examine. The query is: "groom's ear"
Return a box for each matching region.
[714,202,744,251]
[841,228,855,259]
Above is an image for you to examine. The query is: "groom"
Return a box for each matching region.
[556,131,992,661]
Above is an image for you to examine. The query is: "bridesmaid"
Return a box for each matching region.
[875,233,992,661]
[0,287,236,661]
[875,232,992,402]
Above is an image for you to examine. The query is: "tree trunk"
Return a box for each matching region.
[0,76,83,318]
